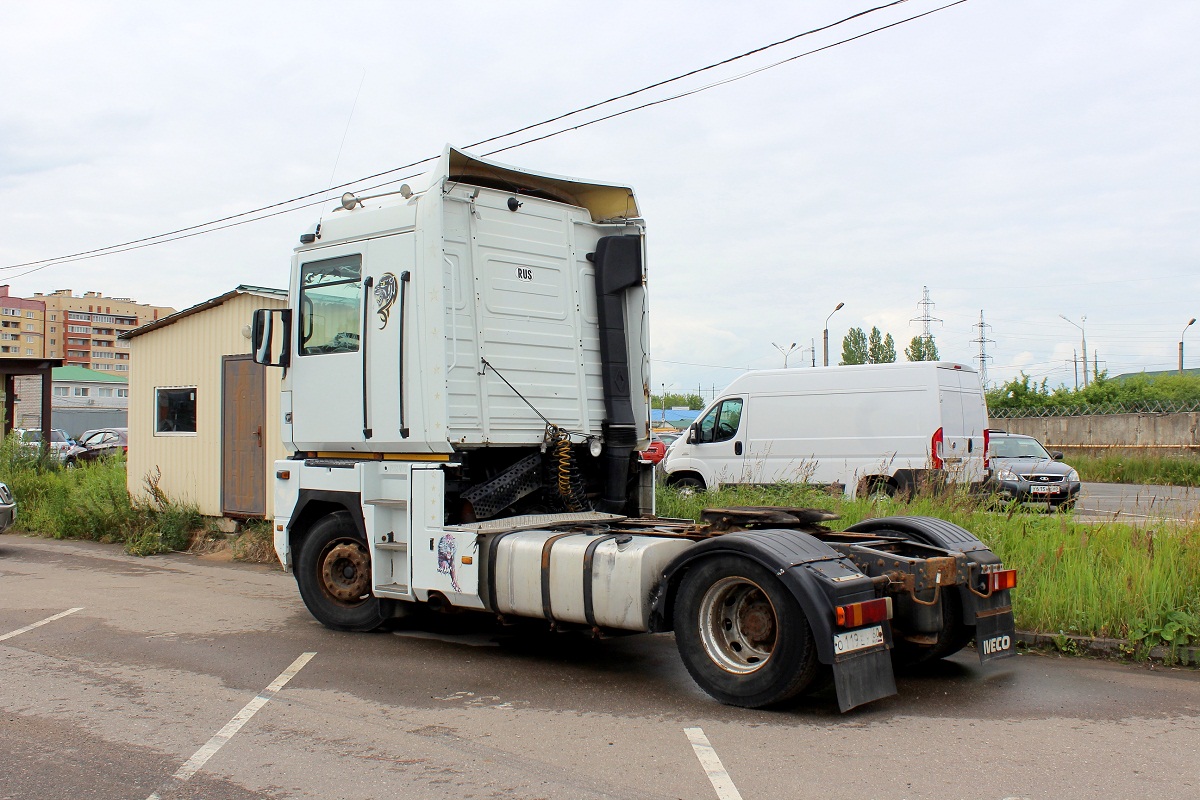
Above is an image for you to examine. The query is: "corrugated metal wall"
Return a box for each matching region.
[127,293,288,517]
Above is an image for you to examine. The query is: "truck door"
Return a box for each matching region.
[691,396,748,486]
[290,248,365,448]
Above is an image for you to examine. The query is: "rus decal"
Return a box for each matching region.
[374,272,398,328]
[436,534,461,592]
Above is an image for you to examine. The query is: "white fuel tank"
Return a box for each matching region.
[488,530,694,631]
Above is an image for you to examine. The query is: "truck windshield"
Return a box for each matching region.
[299,254,362,356]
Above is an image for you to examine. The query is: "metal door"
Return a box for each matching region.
[222,355,266,516]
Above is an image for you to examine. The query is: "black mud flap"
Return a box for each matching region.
[833,646,897,712]
[974,606,1017,663]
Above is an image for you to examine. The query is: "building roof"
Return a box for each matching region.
[52,366,128,383]
[121,285,287,340]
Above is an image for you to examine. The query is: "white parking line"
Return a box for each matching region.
[685,727,744,800]
[0,607,83,641]
[146,651,315,800]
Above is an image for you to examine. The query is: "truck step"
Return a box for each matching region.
[374,583,410,597]
[375,542,408,551]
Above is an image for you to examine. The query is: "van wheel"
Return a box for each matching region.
[295,511,392,632]
[672,475,706,496]
[673,555,818,708]
[864,480,895,503]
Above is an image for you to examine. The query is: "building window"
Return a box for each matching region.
[53,387,69,397]
[68,325,90,334]
[26,311,34,319]
[97,387,114,397]
[117,388,128,398]
[49,339,55,345]
[156,387,197,434]
[114,364,128,371]
[74,387,89,397]
[25,348,33,355]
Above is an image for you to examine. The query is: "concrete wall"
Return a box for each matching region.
[990,412,1200,454]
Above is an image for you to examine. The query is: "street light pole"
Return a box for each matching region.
[1180,318,1196,374]
[823,302,845,367]
[1059,314,1088,388]
[772,342,799,368]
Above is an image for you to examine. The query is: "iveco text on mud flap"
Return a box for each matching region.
[251,145,1017,712]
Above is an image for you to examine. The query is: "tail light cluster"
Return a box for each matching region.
[982,428,990,469]
[930,427,944,469]
[835,597,893,628]
[987,569,1018,593]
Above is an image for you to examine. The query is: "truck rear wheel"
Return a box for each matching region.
[295,511,391,632]
[673,555,818,708]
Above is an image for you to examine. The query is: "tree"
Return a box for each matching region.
[905,335,939,362]
[843,327,896,364]
[841,327,869,365]
[869,328,897,364]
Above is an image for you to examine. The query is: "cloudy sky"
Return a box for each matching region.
[3,0,1197,399]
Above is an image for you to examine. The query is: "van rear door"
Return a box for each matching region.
[936,366,987,484]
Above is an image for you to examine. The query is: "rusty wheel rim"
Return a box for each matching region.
[698,576,777,674]
[317,539,371,606]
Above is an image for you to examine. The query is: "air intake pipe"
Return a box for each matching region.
[589,234,644,513]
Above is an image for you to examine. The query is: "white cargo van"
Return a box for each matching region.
[662,362,989,497]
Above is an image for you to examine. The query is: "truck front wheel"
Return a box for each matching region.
[295,511,391,632]
[673,556,818,708]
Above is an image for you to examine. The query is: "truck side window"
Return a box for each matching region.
[299,254,363,356]
[697,398,743,444]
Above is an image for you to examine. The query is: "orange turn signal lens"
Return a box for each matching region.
[987,569,1018,593]
[835,597,892,628]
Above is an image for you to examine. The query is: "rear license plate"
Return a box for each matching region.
[833,625,884,655]
[1029,485,1059,494]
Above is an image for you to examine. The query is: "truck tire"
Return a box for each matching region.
[673,555,818,708]
[295,511,391,632]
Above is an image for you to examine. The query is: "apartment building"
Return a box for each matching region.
[0,286,47,357]
[33,289,175,373]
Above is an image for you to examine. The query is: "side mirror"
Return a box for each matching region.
[251,308,292,368]
[686,425,697,445]
[1051,451,1064,461]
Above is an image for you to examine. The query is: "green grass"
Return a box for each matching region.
[0,435,206,556]
[1068,452,1200,487]
[657,481,1200,661]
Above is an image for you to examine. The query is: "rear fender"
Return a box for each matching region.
[843,516,1016,662]
[650,528,898,711]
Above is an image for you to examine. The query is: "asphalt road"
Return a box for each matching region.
[1075,481,1200,521]
[2,534,1197,800]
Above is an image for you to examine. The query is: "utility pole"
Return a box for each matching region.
[970,310,994,387]
[1059,315,1088,388]
[1181,318,1195,374]
[811,338,816,367]
[772,341,799,368]
[1072,350,1078,391]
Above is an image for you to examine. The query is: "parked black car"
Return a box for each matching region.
[985,432,1081,511]
[64,428,128,467]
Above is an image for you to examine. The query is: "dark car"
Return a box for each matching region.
[985,432,1081,511]
[64,428,128,467]
[0,481,14,533]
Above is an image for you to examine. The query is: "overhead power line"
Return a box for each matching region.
[2,0,972,276]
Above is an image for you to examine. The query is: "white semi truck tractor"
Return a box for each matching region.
[251,145,1017,712]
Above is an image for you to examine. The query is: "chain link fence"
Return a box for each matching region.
[991,399,1200,419]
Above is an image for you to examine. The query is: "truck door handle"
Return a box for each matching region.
[735,441,743,456]
[253,425,263,447]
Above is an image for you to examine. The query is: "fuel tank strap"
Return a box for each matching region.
[540,533,577,622]
[582,534,620,628]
